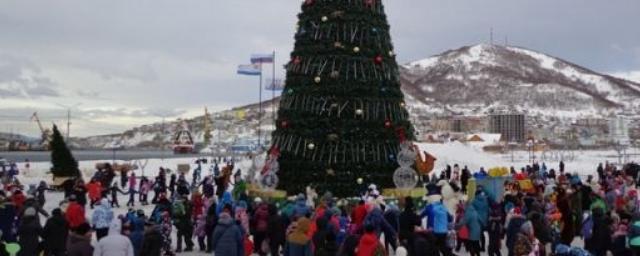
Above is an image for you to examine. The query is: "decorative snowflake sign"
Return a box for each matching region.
[259,146,280,190]
[393,142,418,189]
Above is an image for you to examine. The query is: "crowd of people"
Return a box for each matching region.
[1,156,640,256]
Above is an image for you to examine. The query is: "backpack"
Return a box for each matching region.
[173,201,186,218]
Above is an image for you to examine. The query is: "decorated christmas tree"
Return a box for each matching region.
[50,124,80,177]
[270,0,414,197]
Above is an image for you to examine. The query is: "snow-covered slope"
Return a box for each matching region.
[403,44,640,119]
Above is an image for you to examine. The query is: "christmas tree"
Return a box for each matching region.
[271,0,414,197]
[50,124,80,177]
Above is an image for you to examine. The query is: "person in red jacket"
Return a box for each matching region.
[191,191,204,221]
[350,200,367,233]
[65,195,86,230]
[10,190,26,213]
[86,179,102,209]
[356,224,385,256]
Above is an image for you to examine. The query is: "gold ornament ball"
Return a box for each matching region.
[356,177,363,184]
[388,50,395,57]
[326,169,336,176]
[307,143,316,150]
[314,76,321,83]
[353,47,360,53]
[400,102,406,107]
[355,109,364,115]
[321,16,328,22]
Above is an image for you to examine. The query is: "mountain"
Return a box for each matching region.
[402,44,640,118]
[73,44,640,149]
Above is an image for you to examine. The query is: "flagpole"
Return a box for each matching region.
[272,50,276,122]
[258,63,263,148]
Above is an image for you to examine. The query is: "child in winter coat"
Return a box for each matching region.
[194,214,207,252]
[139,177,150,205]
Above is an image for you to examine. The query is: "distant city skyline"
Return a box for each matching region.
[1,0,639,137]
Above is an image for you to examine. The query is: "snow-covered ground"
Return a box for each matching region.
[9,142,634,255]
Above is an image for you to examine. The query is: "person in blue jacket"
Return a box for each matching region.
[457,204,485,256]
[421,198,454,256]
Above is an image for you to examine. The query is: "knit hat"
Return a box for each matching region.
[24,207,36,217]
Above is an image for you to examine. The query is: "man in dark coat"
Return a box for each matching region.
[140,222,163,256]
[267,204,285,256]
[66,222,93,256]
[42,208,69,256]
[17,208,42,256]
[399,197,421,256]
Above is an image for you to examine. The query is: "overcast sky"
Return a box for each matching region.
[1,0,639,137]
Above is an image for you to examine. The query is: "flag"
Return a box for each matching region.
[250,53,274,64]
[265,78,284,91]
[237,64,261,76]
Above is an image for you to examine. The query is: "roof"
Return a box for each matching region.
[466,133,502,144]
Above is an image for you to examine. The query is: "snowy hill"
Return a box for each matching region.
[72,44,640,149]
[403,44,640,118]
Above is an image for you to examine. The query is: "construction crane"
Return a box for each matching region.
[31,112,52,150]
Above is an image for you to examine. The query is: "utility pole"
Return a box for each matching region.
[56,102,81,141]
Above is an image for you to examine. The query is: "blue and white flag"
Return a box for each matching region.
[237,64,262,76]
[250,54,274,64]
[265,78,284,91]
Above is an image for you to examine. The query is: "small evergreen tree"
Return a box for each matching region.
[50,124,80,177]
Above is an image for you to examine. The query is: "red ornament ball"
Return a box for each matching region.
[281,120,289,128]
[374,55,383,64]
[305,0,315,5]
[365,0,374,7]
[293,56,301,65]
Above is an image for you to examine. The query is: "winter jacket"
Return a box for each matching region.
[421,202,452,235]
[284,217,312,256]
[191,193,204,220]
[471,193,490,227]
[364,207,396,240]
[267,204,285,245]
[312,218,338,256]
[212,212,244,256]
[42,209,69,254]
[235,202,250,235]
[0,201,17,242]
[413,231,437,256]
[293,196,311,219]
[457,205,483,241]
[139,226,163,256]
[67,233,94,256]
[506,215,526,253]
[17,216,42,256]
[127,214,145,256]
[217,191,234,215]
[398,208,420,241]
[253,203,270,233]
[93,220,135,256]
[91,199,114,229]
[351,204,367,227]
[356,232,382,256]
[86,182,102,202]
[194,214,207,237]
[65,201,86,229]
[383,205,400,234]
